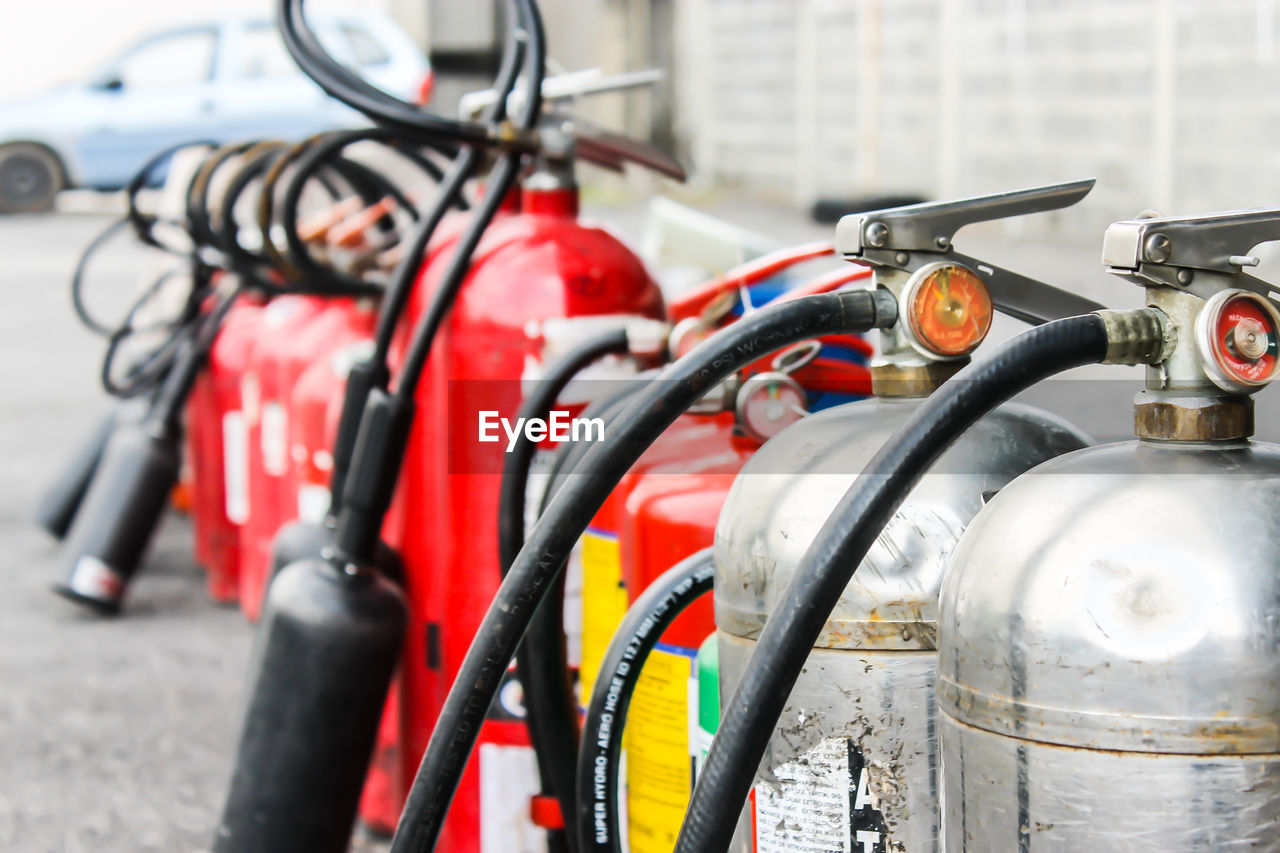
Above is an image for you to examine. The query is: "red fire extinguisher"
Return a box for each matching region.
[567,264,873,853]
[386,156,666,851]
[186,295,266,602]
[236,294,329,617]
[239,297,393,620]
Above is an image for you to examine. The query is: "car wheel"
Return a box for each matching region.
[0,143,64,214]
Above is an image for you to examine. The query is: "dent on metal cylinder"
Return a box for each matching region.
[938,439,1280,851]
[714,397,1091,852]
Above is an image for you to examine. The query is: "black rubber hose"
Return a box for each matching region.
[214,141,290,276]
[99,265,211,399]
[673,313,1111,853]
[390,0,544,397]
[71,217,133,337]
[523,376,654,772]
[279,0,492,148]
[148,284,244,434]
[186,142,257,253]
[327,0,544,562]
[576,548,715,853]
[321,0,525,510]
[126,139,215,254]
[498,328,632,845]
[498,328,631,578]
[388,288,898,853]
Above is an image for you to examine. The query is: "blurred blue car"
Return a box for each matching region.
[0,13,432,212]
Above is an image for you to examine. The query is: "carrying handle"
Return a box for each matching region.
[834,179,1106,325]
[1103,207,1280,303]
[836,178,1095,255]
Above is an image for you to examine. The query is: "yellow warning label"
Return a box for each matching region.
[626,646,696,853]
[578,528,629,702]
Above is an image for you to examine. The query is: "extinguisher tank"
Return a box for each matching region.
[213,559,406,853]
[714,398,1089,851]
[390,166,664,849]
[937,209,1280,850]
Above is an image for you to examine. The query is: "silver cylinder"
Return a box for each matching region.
[715,397,1090,852]
[938,440,1280,851]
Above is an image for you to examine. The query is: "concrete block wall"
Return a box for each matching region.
[673,0,1280,236]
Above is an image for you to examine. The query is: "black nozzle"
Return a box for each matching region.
[34,398,147,540]
[53,423,181,613]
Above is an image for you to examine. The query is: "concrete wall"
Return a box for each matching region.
[673,0,1280,235]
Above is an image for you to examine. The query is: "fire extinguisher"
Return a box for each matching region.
[572,180,1105,853]
[184,129,432,610]
[238,296,393,620]
[213,1,550,850]
[934,207,1280,850]
[48,126,431,613]
[55,286,242,611]
[187,294,267,602]
[35,141,213,541]
[387,138,681,850]
[676,227,1170,853]
[236,293,327,614]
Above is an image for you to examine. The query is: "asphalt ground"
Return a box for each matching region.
[0,212,389,853]
[5,199,1280,852]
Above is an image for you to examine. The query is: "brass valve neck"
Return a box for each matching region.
[871,360,967,398]
[1133,390,1254,442]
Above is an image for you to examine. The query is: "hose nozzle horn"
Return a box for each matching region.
[837,178,1106,326]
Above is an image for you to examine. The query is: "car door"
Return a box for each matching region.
[73,25,225,188]
[212,19,366,143]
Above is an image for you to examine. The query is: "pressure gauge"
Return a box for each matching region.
[669,316,713,360]
[901,262,993,360]
[735,371,807,442]
[1195,289,1280,393]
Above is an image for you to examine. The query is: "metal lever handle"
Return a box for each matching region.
[836,178,1095,255]
[1103,208,1280,279]
[946,251,1106,326]
[831,179,1105,325]
[459,68,662,119]
[573,126,686,181]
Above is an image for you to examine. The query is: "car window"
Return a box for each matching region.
[340,24,391,67]
[116,29,217,89]
[239,24,302,79]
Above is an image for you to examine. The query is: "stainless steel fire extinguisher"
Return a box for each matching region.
[714,180,1108,852]
[938,207,1280,850]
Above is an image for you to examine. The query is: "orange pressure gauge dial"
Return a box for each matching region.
[902,262,993,359]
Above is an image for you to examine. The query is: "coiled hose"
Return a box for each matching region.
[673,313,1115,853]
[576,548,715,853]
[388,286,899,853]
